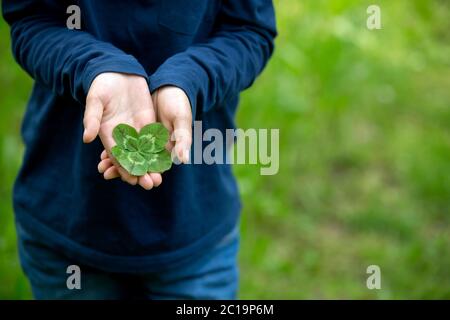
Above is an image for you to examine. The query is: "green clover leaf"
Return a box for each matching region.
[112,123,173,176]
[147,149,173,173]
[112,124,139,151]
[138,123,169,153]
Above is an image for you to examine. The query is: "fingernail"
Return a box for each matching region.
[184,149,190,163]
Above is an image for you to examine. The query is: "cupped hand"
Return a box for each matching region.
[83,72,162,190]
[153,86,192,163]
[97,85,193,185]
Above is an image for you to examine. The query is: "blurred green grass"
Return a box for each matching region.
[1,0,449,299]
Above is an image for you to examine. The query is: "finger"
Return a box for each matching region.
[149,173,162,187]
[104,166,120,180]
[83,96,104,143]
[117,166,138,185]
[173,116,192,164]
[166,140,175,152]
[100,149,108,160]
[98,159,113,174]
[138,174,154,190]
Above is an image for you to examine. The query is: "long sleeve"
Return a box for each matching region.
[149,0,277,119]
[2,0,148,105]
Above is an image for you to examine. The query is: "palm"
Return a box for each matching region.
[91,84,193,188]
[83,72,162,189]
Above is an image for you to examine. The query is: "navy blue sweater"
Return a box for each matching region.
[2,0,276,272]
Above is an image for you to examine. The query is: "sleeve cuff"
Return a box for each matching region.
[82,54,149,96]
[149,71,198,121]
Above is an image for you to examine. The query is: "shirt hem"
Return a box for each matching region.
[14,207,240,274]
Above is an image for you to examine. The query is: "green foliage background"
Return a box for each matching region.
[0,0,449,299]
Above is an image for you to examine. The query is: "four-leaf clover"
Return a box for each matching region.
[111,123,172,176]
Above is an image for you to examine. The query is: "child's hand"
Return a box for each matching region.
[97,85,192,185]
[153,86,192,164]
[83,72,162,190]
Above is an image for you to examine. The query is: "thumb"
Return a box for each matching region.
[172,116,192,164]
[83,96,104,143]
